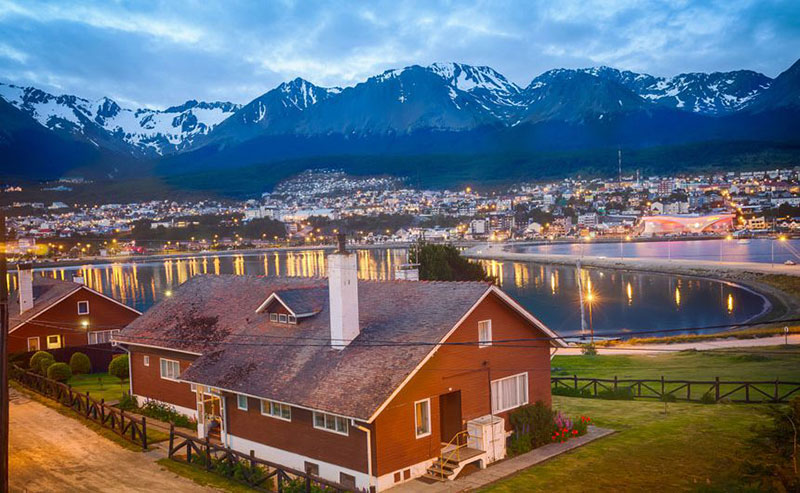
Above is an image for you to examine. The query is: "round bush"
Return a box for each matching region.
[38,354,56,375]
[29,351,53,372]
[69,352,92,374]
[47,362,72,382]
[108,354,129,380]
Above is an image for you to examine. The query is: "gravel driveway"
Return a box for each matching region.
[9,387,219,492]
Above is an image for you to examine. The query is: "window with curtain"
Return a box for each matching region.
[491,372,529,413]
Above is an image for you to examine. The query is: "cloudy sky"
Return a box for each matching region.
[1,0,798,109]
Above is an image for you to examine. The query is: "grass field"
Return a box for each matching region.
[482,396,771,493]
[552,345,800,381]
[67,372,129,403]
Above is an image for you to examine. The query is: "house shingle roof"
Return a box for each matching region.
[10,277,83,330]
[271,287,327,316]
[116,275,495,420]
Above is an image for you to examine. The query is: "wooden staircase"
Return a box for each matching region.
[421,433,487,482]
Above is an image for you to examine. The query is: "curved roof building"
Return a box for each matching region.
[640,214,734,236]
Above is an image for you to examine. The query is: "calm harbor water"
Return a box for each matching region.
[512,238,800,264]
[15,248,769,339]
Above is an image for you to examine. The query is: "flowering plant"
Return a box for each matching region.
[551,413,590,443]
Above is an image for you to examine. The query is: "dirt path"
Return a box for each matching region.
[9,387,219,493]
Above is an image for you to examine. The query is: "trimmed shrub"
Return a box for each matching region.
[552,386,593,398]
[580,343,598,356]
[47,362,72,382]
[700,392,717,405]
[38,355,56,375]
[509,401,555,449]
[29,351,54,373]
[69,352,92,374]
[108,354,129,380]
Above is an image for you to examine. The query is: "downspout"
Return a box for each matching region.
[353,421,374,492]
[114,342,133,399]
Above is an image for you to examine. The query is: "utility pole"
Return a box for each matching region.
[0,212,9,493]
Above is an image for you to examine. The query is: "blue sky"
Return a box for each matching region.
[0,0,798,109]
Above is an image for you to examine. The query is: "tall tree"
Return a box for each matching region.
[409,242,493,282]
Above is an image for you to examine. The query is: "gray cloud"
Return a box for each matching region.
[0,0,797,108]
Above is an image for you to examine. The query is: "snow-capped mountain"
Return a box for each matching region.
[518,69,650,124]
[2,58,799,183]
[0,82,240,155]
[580,67,772,115]
[201,78,339,145]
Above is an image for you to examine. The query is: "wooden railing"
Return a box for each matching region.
[552,375,800,403]
[10,365,148,450]
[167,426,353,492]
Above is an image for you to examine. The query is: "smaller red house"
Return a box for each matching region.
[8,264,141,354]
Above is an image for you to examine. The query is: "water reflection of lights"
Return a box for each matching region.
[626,282,633,305]
[727,293,734,313]
[675,287,681,306]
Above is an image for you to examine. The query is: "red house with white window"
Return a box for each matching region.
[115,242,564,491]
[8,264,141,354]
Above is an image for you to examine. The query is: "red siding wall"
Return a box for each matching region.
[372,292,552,476]
[226,395,371,473]
[9,288,139,354]
[130,347,198,410]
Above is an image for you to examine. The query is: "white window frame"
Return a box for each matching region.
[414,398,431,438]
[88,329,119,345]
[288,315,297,324]
[478,320,492,348]
[237,394,249,411]
[77,300,90,315]
[159,358,181,381]
[279,313,288,323]
[46,335,61,349]
[491,372,529,413]
[27,337,40,352]
[270,313,278,322]
[260,399,291,421]
[312,411,349,435]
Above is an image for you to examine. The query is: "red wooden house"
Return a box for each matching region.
[8,264,141,354]
[115,245,564,491]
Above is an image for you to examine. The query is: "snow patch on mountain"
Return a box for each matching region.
[0,82,240,154]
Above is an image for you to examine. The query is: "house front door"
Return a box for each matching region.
[439,390,463,444]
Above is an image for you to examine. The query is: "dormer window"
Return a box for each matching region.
[268,312,297,324]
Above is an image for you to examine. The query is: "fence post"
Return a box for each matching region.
[168,424,175,458]
[205,436,211,471]
[745,383,750,403]
[614,376,618,392]
[120,409,125,436]
[305,476,311,493]
[141,417,147,451]
[250,450,256,469]
[715,377,720,401]
[574,374,578,390]
[775,378,780,403]
[85,391,91,417]
[661,376,665,398]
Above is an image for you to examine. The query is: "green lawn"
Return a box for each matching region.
[552,345,800,401]
[67,372,129,403]
[552,345,800,382]
[482,396,771,493]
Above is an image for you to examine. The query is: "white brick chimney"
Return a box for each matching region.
[328,234,359,350]
[18,263,34,314]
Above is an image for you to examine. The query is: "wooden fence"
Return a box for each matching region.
[10,365,148,449]
[167,426,352,492]
[552,375,800,403]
